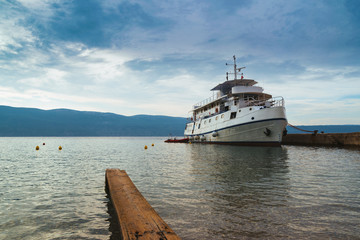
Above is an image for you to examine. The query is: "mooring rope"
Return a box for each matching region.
[287,123,318,134]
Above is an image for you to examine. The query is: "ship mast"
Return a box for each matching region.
[226,55,246,80]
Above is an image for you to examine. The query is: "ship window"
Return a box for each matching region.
[209,119,211,123]
[216,116,218,120]
[204,120,207,124]
[230,112,237,119]
[239,110,241,112]
[221,114,224,118]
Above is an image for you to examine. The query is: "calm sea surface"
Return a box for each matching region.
[1,137,359,239]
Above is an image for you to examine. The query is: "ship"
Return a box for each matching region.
[184,55,287,146]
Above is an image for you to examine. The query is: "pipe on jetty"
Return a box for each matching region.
[282,132,360,147]
[105,169,181,240]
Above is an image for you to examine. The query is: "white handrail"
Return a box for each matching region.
[245,96,284,107]
[193,95,228,109]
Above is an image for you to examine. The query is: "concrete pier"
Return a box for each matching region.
[105,169,181,240]
[282,132,360,147]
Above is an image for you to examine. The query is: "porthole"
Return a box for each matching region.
[221,114,224,118]
[238,110,241,112]
[251,117,254,120]
[249,108,252,111]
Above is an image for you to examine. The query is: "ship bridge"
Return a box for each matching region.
[211,79,258,95]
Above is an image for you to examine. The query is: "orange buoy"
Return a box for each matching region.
[36,146,39,150]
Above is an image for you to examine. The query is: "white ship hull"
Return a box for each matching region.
[185,106,287,146]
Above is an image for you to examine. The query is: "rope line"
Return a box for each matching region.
[288,123,318,133]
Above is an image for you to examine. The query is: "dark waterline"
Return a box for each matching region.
[0,137,359,239]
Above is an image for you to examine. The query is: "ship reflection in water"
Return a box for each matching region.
[176,145,291,239]
[166,145,359,240]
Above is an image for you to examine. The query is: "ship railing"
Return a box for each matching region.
[243,96,284,107]
[193,95,225,110]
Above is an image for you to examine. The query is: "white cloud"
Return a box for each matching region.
[17,68,68,89]
[0,18,35,54]
[16,0,60,18]
[0,86,125,112]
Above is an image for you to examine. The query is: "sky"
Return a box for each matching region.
[0,0,359,125]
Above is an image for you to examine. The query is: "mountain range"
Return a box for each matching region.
[0,105,358,136]
[0,105,186,136]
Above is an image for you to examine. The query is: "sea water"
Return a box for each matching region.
[0,137,359,239]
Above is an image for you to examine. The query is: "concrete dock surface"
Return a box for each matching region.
[282,132,360,147]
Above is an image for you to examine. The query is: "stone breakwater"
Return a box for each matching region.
[282,132,360,147]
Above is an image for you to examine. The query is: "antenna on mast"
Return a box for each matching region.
[226,55,246,80]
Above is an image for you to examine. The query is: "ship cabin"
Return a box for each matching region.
[188,78,273,122]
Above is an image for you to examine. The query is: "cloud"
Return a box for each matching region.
[17,68,67,87]
[0,2,35,55]
[18,0,172,49]
[0,85,125,112]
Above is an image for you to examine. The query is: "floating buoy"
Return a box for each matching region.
[58,146,62,150]
[151,143,154,147]
[36,146,39,150]
[144,145,148,150]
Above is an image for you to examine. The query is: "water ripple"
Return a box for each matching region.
[0,138,359,239]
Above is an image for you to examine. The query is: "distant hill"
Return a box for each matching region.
[0,106,187,136]
[0,105,358,136]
